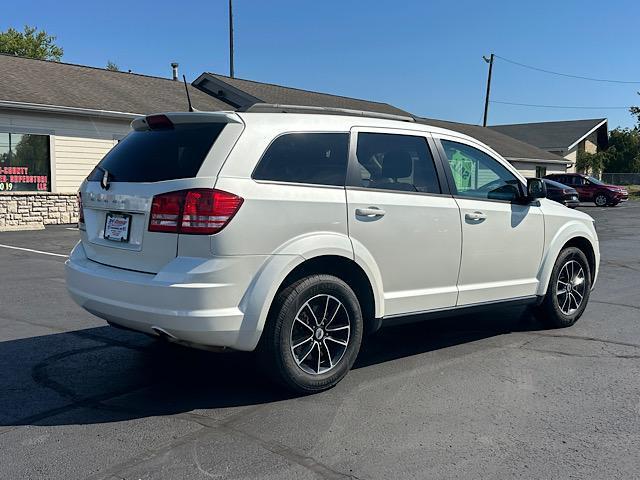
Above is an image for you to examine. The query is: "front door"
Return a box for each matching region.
[345,128,462,317]
[437,136,545,305]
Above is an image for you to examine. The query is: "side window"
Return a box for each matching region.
[353,133,441,193]
[253,133,349,186]
[441,140,522,201]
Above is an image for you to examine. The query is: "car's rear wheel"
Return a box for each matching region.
[258,274,363,393]
[594,193,608,207]
[535,247,591,328]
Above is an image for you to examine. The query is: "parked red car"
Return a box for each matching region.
[545,173,629,207]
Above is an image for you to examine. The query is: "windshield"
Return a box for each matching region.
[587,176,604,185]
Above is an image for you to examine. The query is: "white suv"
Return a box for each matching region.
[66,105,600,392]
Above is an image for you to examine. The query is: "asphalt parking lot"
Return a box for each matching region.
[1,202,639,480]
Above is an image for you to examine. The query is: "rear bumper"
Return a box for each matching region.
[65,242,267,351]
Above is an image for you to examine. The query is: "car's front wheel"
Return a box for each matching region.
[258,274,363,393]
[535,247,592,328]
[594,193,609,207]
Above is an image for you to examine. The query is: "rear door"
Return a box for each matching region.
[435,136,544,305]
[79,113,243,273]
[345,127,462,317]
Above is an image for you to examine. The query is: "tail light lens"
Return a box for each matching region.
[149,191,184,232]
[77,192,85,228]
[149,189,243,235]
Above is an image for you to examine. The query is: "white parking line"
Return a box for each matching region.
[0,244,69,258]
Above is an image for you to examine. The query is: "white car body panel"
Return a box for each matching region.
[66,111,600,352]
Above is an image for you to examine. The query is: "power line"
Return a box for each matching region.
[495,55,640,84]
[491,100,632,110]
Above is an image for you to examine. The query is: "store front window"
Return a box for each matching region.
[0,132,51,192]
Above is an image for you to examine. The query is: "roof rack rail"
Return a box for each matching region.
[239,103,415,123]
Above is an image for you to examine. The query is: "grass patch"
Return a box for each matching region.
[625,185,640,199]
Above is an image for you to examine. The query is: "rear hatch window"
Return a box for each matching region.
[87,123,226,183]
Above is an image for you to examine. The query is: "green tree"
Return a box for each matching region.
[106,60,120,71]
[576,150,610,176]
[604,128,640,173]
[0,25,63,61]
[631,92,639,127]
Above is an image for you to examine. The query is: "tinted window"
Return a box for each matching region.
[253,133,348,186]
[87,123,225,183]
[353,133,440,193]
[441,140,521,201]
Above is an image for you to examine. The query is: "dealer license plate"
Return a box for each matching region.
[104,212,131,242]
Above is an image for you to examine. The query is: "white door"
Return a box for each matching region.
[437,137,544,305]
[346,128,462,317]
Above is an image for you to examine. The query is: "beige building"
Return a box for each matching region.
[491,119,608,173]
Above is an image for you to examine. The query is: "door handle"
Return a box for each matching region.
[356,207,386,218]
[465,211,487,221]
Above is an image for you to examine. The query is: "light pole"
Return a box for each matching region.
[229,0,235,78]
[482,53,494,127]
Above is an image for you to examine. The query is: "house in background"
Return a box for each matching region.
[418,118,568,178]
[490,118,608,173]
[1,54,567,230]
[0,54,228,230]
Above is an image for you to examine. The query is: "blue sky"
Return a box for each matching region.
[3,0,639,128]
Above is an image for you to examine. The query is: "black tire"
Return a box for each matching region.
[534,247,592,328]
[258,274,364,393]
[594,193,609,207]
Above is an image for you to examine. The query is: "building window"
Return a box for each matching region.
[535,166,547,178]
[0,132,51,192]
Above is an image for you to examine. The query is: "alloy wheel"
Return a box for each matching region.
[290,294,351,375]
[556,259,586,315]
[595,194,608,206]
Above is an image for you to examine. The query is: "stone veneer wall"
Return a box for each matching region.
[0,193,78,231]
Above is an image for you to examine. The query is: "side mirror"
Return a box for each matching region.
[527,178,547,200]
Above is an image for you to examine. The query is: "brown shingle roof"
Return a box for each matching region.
[0,54,230,115]
[202,73,412,116]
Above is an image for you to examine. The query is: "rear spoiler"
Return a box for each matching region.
[131,111,243,131]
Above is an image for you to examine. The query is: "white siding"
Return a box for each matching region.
[0,108,132,192]
[510,161,566,178]
[54,136,117,192]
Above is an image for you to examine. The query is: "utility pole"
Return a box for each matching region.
[229,0,235,78]
[482,53,494,127]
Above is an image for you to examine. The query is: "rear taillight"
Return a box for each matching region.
[77,192,85,228]
[149,189,243,235]
[149,191,184,232]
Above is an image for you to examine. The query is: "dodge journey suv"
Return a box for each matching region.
[66,105,600,392]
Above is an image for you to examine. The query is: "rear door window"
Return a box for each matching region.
[253,133,349,186]
[87,123,225,183]
[352,133,441,193]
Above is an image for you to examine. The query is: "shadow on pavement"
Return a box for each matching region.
[1,306,544,428]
